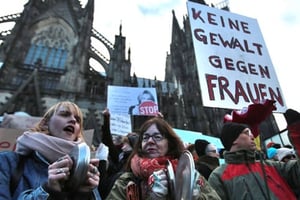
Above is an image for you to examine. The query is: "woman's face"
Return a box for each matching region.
[141,124,168,158]
[140,93,152,102]
[47,105,81,141]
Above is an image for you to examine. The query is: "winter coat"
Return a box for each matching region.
[195,155,220,180]
[208,150,299,200]
[0,151,101,200]
[105,171,221,200]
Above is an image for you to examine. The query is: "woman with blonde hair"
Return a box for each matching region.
[0,101,101,199]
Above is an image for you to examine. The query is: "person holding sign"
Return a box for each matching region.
[105,117,220,199]
[0,101,102,199]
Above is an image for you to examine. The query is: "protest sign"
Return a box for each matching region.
[110,114,132,136]
[187,2,286,112]
[0,128,22,151]
[107,85,159,116]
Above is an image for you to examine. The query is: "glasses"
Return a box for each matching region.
[206,149,218,153]
[142,133,164,142]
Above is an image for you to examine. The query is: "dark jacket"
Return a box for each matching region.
[195,155,220,180]
[0,151,101,200]
[208,150,299,200]
[98,113,124,199]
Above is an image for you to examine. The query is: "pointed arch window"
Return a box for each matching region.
[24,44,68,69]
[24,45,36,64]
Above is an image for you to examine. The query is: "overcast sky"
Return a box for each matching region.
[0,0,299,125]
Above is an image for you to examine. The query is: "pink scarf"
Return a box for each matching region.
[15,131,82,163]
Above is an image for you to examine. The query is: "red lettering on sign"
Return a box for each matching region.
[0,141,11,149]
[205,74,283,106]
[139,101,159,115]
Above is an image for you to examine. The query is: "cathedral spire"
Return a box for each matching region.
[128,47,131,62]
[119,22,122,36]
[171,10,182,44]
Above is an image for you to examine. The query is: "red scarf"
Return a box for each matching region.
[130,154,178,180]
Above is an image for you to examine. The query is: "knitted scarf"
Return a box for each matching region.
[130,154,178,180]
[15,131,82,163]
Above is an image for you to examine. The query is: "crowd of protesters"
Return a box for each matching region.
[96,107,300,200]
[1,101,300,199]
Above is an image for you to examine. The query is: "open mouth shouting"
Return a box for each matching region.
[63,125,75,134]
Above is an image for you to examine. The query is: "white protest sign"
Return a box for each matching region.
[187,2,286,112]
[107,85,159,116]
[110,114,132,136]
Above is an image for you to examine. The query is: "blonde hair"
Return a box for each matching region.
[31,101,84,140]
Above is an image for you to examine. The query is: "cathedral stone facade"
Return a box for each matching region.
[0,0,279,146]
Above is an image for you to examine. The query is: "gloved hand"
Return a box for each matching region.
[148,169,168,198]
[95,143,109,161]
[285,109,300,154]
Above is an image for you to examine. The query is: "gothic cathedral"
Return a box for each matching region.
[0,0,279,145]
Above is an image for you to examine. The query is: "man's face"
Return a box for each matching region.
[206,143,220,158]
[232,128,256,151]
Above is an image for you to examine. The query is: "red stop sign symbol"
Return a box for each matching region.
[139,101,158,115]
